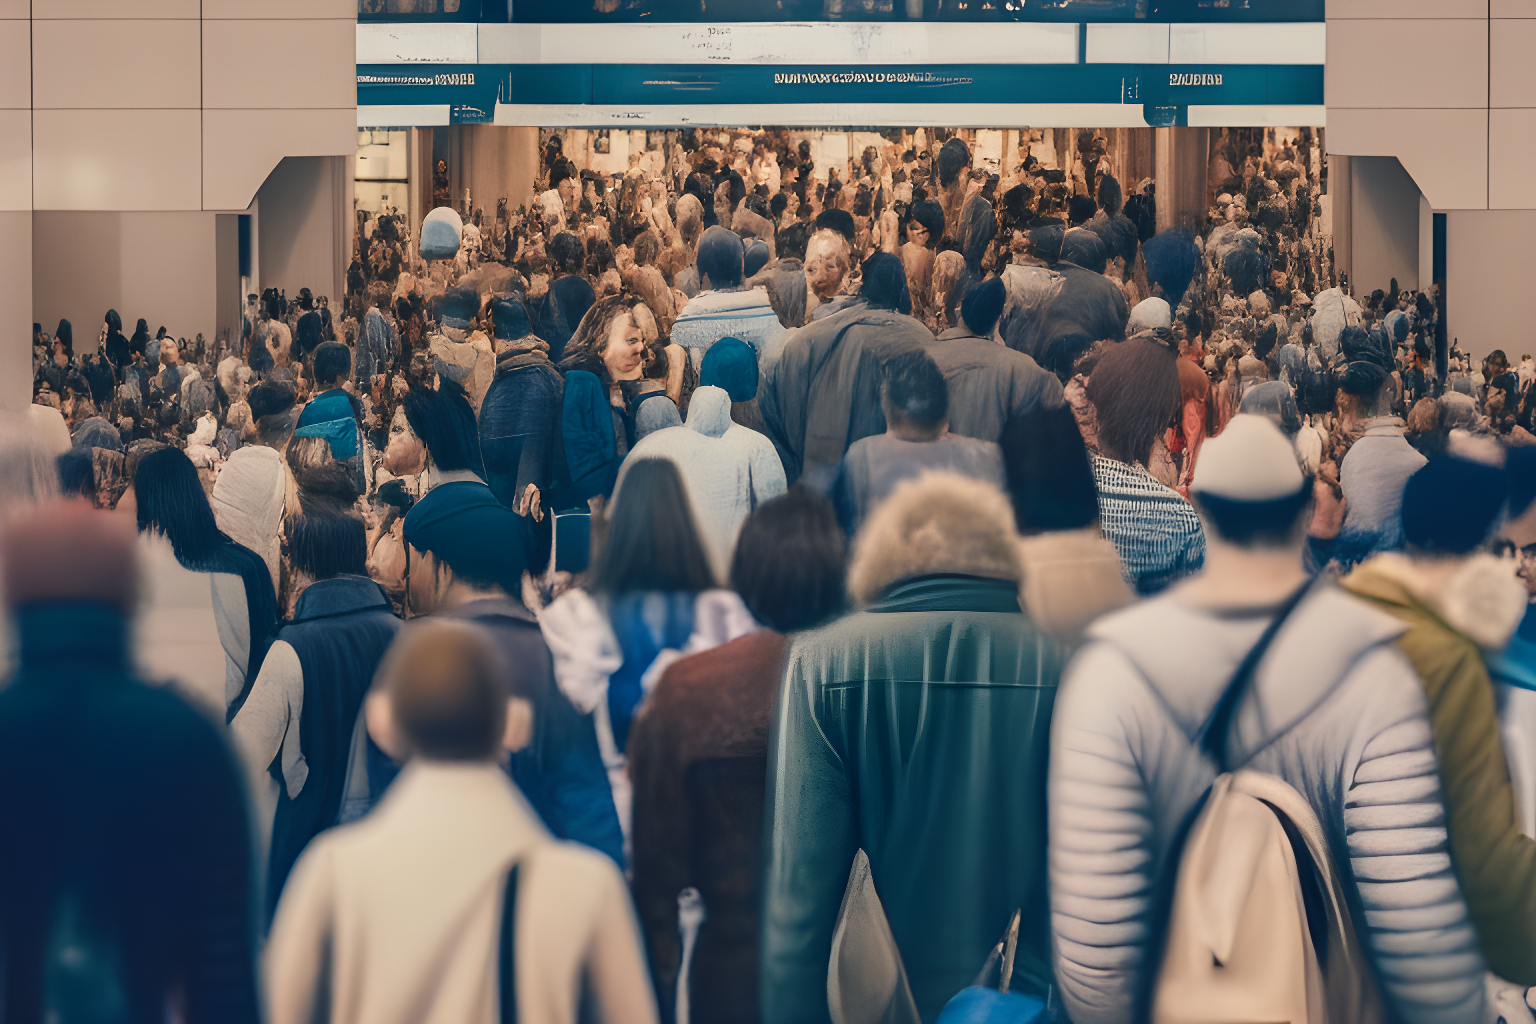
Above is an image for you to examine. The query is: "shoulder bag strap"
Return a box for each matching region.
[1196,577,1316,773]
[499,861,521,1024]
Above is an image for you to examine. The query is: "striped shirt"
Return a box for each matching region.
[1091,455,1206,595]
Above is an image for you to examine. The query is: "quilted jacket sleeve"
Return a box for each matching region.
[1047,642,1157,1024]
[1342,647,1487,1024]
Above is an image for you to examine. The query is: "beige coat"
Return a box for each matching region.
[265,761,658,1024]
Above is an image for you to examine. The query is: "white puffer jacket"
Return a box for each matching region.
[1048,583,1487,1024]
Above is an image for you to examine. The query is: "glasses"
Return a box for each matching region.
[1492,539,1536,562]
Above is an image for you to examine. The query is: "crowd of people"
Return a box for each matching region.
[10,122,1536,1024]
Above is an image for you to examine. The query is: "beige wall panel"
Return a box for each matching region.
[1326,19,1486,109]
[1348,156,1421,295]
[31,210,218,347]
[0,109,28,212]
[203,0,355,18]
[0,0,28,16]
[1494,0,1536,15]
[1489,109,1536,208]
[1446,210,1536,361]
[203,20,354,110]
[1332,0,1489,14]
[1327,107,1487,210]
[33,0,199,16]
[1492,20,1536,107]
[33,20,199,109]
[34,109,200,210]
[257,156,346,309]
[0,211,31,411]
[0,20,29,110]
[203,108,354,212]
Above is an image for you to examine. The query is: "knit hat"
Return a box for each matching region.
[1127,297,1172,335]
[1028,223,1065,264]
[420,207,463,261]
[403,480,530,594]
[1402,457,1507,555]
[1190,414,1305,501]
[1060,229,1107,275]
[700,337,758,402]
[3,498,138,612]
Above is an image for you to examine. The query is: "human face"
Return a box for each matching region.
[382,406,427,477]
[804,232,850,301]
[601,314,645,381]
[906,222,930,249]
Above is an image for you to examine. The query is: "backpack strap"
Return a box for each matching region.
[1196,577,1315,773]
[499,861,521,1024]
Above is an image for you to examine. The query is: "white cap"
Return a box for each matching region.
[1191,414,1305,501]
[1127,296,1172,335]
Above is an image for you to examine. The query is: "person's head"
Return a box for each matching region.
[562,296,645,383]
[730,489,847,632]
[133,447,229,568]
[1000,402,1099,534]
[697,225,745,290]
[960,277,1006,337]
[907,200,944,250]
[402,481,530,614]
[813,208,856,246]
[400,382,484,477]
[157,338,179,367]
[1413,338,1432,370]
[1085,338,1181,467]
[590,458,715,594]
[881,350,948,442]
[548,232,584,276]
[1127,297,1172,336]
[0,413,62,519]
[1487,349,1510,377]
[1338,361,1391,418]
[1142,228,1200,307]
[1502,447,1536,594]
[847,471,1020,605]
[1068,195,1097,227]
[699,336,758,402]
[3,498,139,616]
[1027,222,1065,265]
[805,229,852,302]
[859,252,911,314]
[1059,228,1107,275]
[1237,380,1302,437]
[1402,456,1508,558]
[743,239,771,279]
[1190,414,1311,550]
[285,506,367,593]
[313,341,351,388]
[371,619,509,763]
[247,380,296,422]
[491,298,533,342]
[775,221,811,262]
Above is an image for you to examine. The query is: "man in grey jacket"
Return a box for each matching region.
[1048,414,1488,1024]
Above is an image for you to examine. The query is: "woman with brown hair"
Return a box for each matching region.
[1086,338,1207,594]
[555,296,650,507]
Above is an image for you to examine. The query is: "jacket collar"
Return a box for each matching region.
[868,574,1021,614]
[292,575,392,624]
[454,595,539,626]
[15,602,132,676]
[1345,551,1527,652]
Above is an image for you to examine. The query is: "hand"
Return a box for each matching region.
[516,484,544,522]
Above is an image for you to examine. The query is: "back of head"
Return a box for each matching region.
[859,252,911,314]
[377,619,507,762]
[313,341,350,387]
[813,208,856,245]
[776,221,811,262]
[1402,456,1507,556]
[961,278,1006,337]
[1060,229,1107,275]
[247,380,297,421]
[1142,228,1199,307]
[1097,175,1123,216]
[959,196,997,270]
[134,446,225,566]
[699,337,759,402]
[697,225,745,290]
[492,297,532,342]
[592,458,715,594]
[882,350,948,431]
[1068,195,1098,227]
[286,505,368,581]
[1238,380,1302,437]
[1339,360,1390,414]
[1001,402,1099,534]
[908,200,945,248]
[1028,222,1065,265]
[847,471,1020,605]
[1085,338,1181,467]
[676,193,705,245]
[1127,297,1172,336]
[4,499,139,614]
[937,137,971,188]
[730,489,846,631]
[1190,414,1309,547]
[0,413,61,518]
[402,382,485,476]
[549,232,585,275]
[743,239,771,279]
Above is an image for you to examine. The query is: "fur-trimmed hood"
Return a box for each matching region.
[847,470,1020,606]
[1350,551,1528,652]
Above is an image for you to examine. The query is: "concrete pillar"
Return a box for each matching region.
[1154,127,1208,233]
[1329,154,1352,293]
[0,212,31,413]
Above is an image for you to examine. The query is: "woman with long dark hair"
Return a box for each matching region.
[540,457,754,846]
[554,296,649,506]
[131,447,278,713]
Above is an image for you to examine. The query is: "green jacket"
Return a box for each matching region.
[760,575,1067,1023]
[1344,562,1536,984]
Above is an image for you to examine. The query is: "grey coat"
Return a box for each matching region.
[926,328,1064,443]
[1048,584,1487,1024]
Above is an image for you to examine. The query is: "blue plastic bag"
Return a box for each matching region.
[935,986,1047,1024]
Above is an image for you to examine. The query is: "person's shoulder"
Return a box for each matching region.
[659,630,785,695]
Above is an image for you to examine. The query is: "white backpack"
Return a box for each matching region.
[1150,582,1383,1024]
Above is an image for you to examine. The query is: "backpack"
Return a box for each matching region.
[1148,581,1384,1024]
